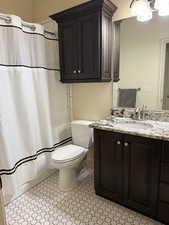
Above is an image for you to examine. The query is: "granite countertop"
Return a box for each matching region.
[90,118,169,141]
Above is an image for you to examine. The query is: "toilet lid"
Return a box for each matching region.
[52,144,86,162]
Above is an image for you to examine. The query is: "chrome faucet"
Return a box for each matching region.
[133,105,147,120]
[141,105,147,120]
[134,107,141,120]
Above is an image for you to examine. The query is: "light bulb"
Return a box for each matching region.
[131,0,152,22]
[137,10,152,21]
[155,0,169,16]
[131,0,149,16]
[159,8,169,16]
[154,0,160,9]
[155,0,169,9]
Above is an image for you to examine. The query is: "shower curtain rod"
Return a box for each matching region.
[0,15,57,36]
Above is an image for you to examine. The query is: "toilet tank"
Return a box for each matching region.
[71,120,93,149]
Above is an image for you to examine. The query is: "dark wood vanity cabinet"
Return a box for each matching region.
[94,130,123,203]
[94,129,169,223]
[123,135,161,217]
[158,142,169,224]
[50,0,117,83]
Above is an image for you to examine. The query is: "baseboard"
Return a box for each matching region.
[4,169,57,205]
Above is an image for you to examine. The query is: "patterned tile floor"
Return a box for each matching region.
[6,172,163,225]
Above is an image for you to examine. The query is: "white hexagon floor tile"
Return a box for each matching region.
[6,172,163,225]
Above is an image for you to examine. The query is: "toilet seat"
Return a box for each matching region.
[52,144,87,163]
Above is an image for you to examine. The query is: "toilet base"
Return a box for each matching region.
[58,167,78,191]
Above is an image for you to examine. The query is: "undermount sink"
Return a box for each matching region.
[114,121,153,130]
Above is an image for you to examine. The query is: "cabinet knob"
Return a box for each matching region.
[73,70,76,74]
[78,70,81,74]
[124,142,129,147]
[117,141,121,145]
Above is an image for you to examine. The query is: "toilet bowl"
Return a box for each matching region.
[51,120,93,191]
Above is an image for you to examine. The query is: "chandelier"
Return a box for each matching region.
[130,0,169,22]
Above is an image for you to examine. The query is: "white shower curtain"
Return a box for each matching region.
[0,14,71,202]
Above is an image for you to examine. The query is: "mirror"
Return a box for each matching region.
[113,13,169,110]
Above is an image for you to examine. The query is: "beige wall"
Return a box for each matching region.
[0,0,33,22]
[72,83,112,120]
[72,83,113,120]
[112,0,132,21]
[32,0,132,121]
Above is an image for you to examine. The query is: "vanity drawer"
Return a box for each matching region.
[158,202,169,224]
[159,183,169,202]
[161,163,169,183]
[161,142,169,163]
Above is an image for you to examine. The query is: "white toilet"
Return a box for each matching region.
[51,120,93,191]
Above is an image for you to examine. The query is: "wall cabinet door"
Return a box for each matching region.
[123,135,161,217]
[77,13,100,80]
[94,129,123,203]
[59,21,78,82]
[60,13,100,82]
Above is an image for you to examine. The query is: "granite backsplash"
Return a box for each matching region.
[111,108,169,122]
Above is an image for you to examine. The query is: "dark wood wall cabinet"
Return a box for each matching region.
[94,129,169,224]
[50,0,117,83]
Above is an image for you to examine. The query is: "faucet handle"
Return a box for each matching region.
[142,105,147,111]
[135,107,140,113]
[134,107,141,120]
[142,105,146,111]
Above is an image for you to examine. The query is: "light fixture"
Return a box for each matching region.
[130,0,153,22]
[137,10,152,21]
[154,0,169,16]
[130,0,169,22]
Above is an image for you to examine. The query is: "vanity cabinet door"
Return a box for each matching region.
[158,141,169,224]
[94,129,124,203]
[123,135,161,217]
